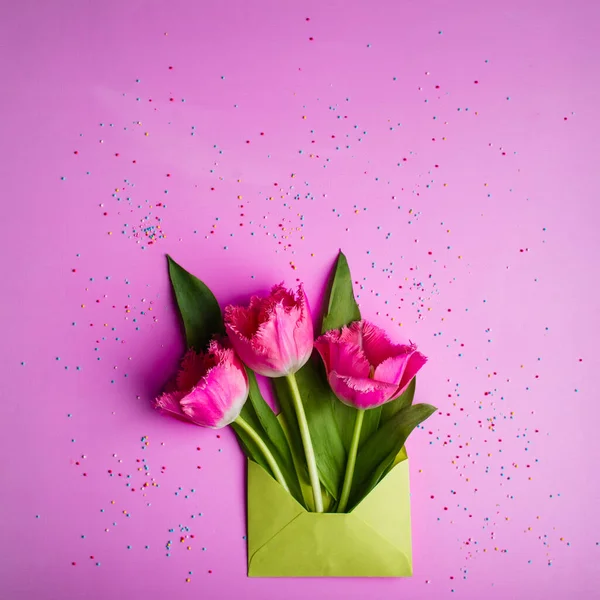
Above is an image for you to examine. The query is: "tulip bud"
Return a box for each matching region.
[154,339,249,429]
[224,284,314,378]
[315,320,427,410]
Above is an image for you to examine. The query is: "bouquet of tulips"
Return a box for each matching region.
[155,251,436,577]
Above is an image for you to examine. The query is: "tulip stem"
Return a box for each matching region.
[234,416,290,493]
[337,408,365,513]
[285,373,324,513]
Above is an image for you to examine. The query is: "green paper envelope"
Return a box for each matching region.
[247,458,413,578]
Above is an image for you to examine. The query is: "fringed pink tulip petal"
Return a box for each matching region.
[373,348,414,386]
[154,390,191,422]
[315,334,370,379]
[176,348,210,392]
[354,321,403,367]
[397,350,428,394]
[180,360,248,428]
[328,372,398,409]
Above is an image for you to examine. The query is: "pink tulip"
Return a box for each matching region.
[224,284,314,378]
[225,283,324,511]
[154,339,249,429]
[315,320,427,410]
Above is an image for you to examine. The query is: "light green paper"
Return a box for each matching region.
[247,458,413,578]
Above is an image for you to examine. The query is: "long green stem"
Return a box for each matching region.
[234,416,289,493]
[285,373,323,513]
[337,408,365,513]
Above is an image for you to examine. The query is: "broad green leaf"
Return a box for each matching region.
[348,403,437,510]
[331,401,356,451]
[380,377,417,424]
[333,401,382,451]
[360,407,382,447]
[274,356,347,502]
[320,250,361,334]
[167,255,224,351]
[245,370,304,504]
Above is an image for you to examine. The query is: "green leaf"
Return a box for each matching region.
[360,406,382,447]
[348,403,437,510]
[331,401,355,451]
[321,250,361,334]
[274,356,347,502]
[230,421,271,474]
[244,370,304,505]
[167,255,224,351]
[333,402,382,451]
[380,377,417,424]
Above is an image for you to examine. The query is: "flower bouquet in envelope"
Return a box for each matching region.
[155,251,436,578]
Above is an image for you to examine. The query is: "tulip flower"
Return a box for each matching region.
[224,284,314,378]
[154,338,290,492]
[315,320,427,512]
[224,285,323,512]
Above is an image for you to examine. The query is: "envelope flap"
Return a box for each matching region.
[249,511,411,577]
[247,459,306,559]
[351,460,412,564]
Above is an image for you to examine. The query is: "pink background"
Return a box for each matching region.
[1,0,598,598]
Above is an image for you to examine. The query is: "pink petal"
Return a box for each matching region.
[181,361,248,428]
[373,348,413,386]
[329,340,370,378]
[328,372,398,409]
[176,349,209,392]
[292,286,315,369]
[397,350,427,394]
[354,321,403,367]
[154,390,191,423]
